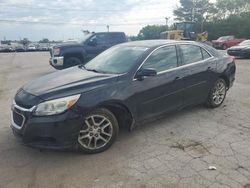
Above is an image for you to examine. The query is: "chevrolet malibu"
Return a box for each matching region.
[11,40,236,153]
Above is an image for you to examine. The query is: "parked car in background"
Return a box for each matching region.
[0,45,14,53]
[11,40,236,153]
[37,44,50,51]
[49,32,127,69]
[227,40,250,58]
[15,45,26,52]
[212,36,245,50]
[27,45,37,51]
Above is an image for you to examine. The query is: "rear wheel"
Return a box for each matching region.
[64,57,82,68]
[206,78,227,108]
[77,108,119,154]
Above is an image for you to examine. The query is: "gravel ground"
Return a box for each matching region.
[0,52,250,188]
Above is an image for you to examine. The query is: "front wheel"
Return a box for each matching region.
[77,108,119,154]
[222,44,228,50]
[206,78,227,108]
[64,57,82,68]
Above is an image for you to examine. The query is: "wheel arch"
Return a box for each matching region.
[97,101,135,131]
[64,52,85,63]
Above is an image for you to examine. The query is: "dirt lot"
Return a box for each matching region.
[0,52,250,188]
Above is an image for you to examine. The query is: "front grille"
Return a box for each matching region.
[12,111,25,128]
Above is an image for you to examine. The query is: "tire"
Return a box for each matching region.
[77,108,119,154]
[222,44,228,50]
[206,78,227,108]
[64,57,82,68]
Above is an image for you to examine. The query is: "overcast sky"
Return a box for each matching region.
[0,0,180,41]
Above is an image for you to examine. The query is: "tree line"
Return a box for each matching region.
[132,0,250,40]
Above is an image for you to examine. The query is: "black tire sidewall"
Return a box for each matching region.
[77,108,119,154]
[222,44,228,50]
[207,78,227,108]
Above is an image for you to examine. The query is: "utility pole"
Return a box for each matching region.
[107,25,110,32]
[165,17,169,30]
[192,0,195,22]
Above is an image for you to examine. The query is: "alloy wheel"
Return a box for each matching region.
[212,80,226,105]
[78,115,113,150]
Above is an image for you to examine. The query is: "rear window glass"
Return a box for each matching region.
[180,44,203,65]
[201,48,211,59]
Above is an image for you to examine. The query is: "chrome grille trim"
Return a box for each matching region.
[11,101,36,130]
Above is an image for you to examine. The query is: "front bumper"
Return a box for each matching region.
[49,56,64,69]
[11,102,83,150]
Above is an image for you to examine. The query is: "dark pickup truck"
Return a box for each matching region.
[49,32,127,69]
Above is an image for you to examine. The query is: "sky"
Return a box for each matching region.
[0,0,180,41]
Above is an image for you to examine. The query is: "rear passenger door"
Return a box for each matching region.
[179,44,216,106]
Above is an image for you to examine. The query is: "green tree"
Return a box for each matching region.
[39,38,50,43]
[20,38,30,46]
[215,0,250,19]
[174,0,215,31]
[137,25,167,40]
[174,0,215,21]
[204,12,250,40]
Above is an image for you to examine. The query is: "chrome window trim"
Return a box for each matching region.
[133,43,215,81]
[133,44,177,81]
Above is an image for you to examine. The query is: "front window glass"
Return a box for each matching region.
[142,46,178,72]
[218,36,234,41]
[84,46,149,74]
[79,34,92,43]
[201,48,211,59]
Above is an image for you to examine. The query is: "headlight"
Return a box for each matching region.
[53,48,60,56]
[34,94,81,116]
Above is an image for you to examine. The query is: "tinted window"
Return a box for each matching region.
[142,46,178,73]
[201,48,211,59]
[109,33,125,44]
[89,34,109,45]
[180,45,203,65]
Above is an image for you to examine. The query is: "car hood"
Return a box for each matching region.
[53,42,82,49]
[228,45,250,50]
[22,66,119,100]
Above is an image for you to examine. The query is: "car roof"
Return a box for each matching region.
[119,40,197,48]
[118,40,221,57]
[95,32,125,34]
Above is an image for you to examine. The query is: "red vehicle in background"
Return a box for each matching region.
[212,36,245,50]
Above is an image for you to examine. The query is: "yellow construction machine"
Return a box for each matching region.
[160,21,208,42]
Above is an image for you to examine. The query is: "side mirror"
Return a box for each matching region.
[135,68,157,81]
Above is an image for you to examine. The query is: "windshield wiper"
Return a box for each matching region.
[86,68,100,73]
[79,65,108,74]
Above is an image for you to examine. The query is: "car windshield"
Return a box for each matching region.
[218,36,233,41]
[78,34,92,43]
[239,40,250,46]
[84,46,149,74]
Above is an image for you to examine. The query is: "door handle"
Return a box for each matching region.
[207,66,212,70]
[175,76,181,80]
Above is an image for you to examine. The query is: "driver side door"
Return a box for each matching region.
[132,45,184,121]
